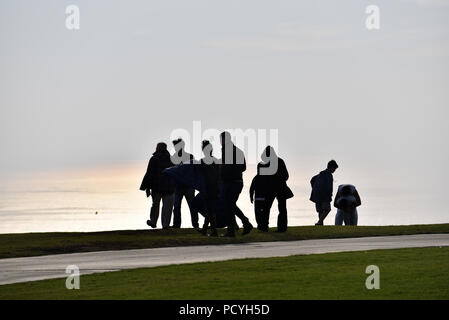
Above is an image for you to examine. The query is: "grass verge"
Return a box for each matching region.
[0,247,448,299]
[0,223,448,259]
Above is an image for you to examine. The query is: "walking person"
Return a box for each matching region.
[171,138,197,228]
[334,184,361,226]
[198,140,220,237]
[220,131,253,237]
[249,171,270,232]
[310,160,339,225]
[250,146,293,232]
[140,142,175,229]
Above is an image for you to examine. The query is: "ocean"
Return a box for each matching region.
[0,163,447,234]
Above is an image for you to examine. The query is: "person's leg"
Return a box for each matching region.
[201,213,210,230]
[196,195,209,235]
[254,200,264,230]
[184,188,198,228]
[161,193,174,229]
[149,192,162,226]
[223,182,237,236]
[260,196,274,231]
[234,206,250,226]
[315,203,321,225]
[343,211,351,226]
[223,181,246,235]
[191,193,206,219]
[318,202,331,225]
[352,209,358,226]
[231,181,252,227]
[205,197,218,236]
[199,214,209,235]
[172,187,183,227]
[232,181,253,234]
[335,209,343,225]
[276,197,287,232]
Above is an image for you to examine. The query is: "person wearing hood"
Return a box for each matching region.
[334,184,361,226]
[250,146,293,232]
[140,142,175,229]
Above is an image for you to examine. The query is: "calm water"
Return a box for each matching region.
[0,163,447,234]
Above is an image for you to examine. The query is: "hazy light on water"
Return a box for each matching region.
[0,163,447,234]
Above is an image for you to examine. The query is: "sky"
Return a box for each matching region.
[1,1,449,205]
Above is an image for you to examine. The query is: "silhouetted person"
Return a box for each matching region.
[310,160,338,225]
[198,140,220,237]
[171,138,197,228]
[220,131,253,237]
[250,146,293,232]
[334,184,361,226]
[140,142,175,229]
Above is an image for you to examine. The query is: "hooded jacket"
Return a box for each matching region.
[140,150,175,194]
[250,147,293,200]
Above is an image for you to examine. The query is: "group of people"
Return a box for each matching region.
[140,131,362,237]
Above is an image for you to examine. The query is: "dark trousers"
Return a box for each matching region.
[223,180,249,233]
[202,197,217,231]
[315,202,331,224]
[276,197,288,232]
[254,196,288,232]
[173,186,197,228]
[150,192,174,229]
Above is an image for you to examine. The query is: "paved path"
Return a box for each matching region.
[1,234,448,285]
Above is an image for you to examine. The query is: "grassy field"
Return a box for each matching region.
[1,224,449,259]
[0,247,448,299]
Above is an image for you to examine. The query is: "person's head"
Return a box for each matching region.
[172,138,185,153]
[220,131,232,146]
[155,142,167,153]
[202,140,213,156]
[261,145,277,163]
[341,185,352,196]
[327,160,339,173]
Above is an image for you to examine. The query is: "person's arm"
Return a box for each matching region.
[323,172,333,201]
[249,176,256,203]
[310,175,316,188]
[146,157,157,190]
[354,189,362,207]
[234,146,246,173]
[279,158,289,181]
[139,159,152,191]
[240,150,247,173]
[334,188,341,208]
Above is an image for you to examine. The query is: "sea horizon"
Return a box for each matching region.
[1,161,447,234]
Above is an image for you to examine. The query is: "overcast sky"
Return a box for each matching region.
[1,0,448,192]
